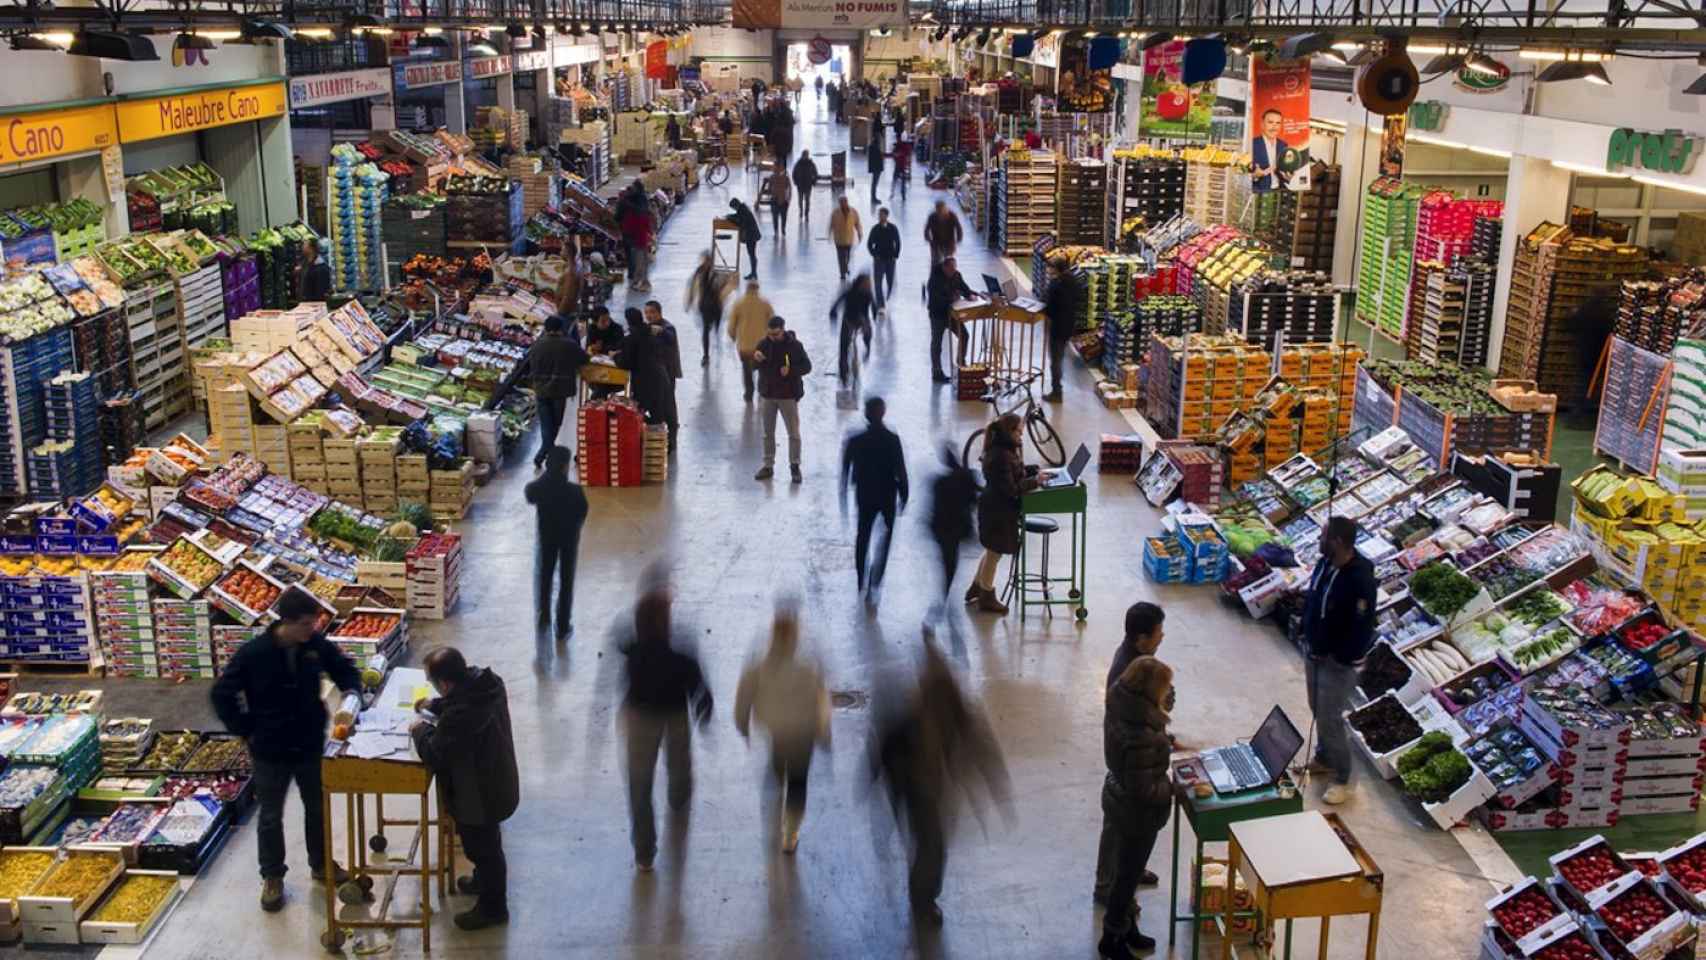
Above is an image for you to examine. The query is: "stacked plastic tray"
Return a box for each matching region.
[28,370,103,498]
[327,150,389,293]
[1355,178,1422,342]
[0,326,75,498]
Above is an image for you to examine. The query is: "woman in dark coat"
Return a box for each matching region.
[729,199,761,280]
[969,414,1037,615]
[1096,657,1174,959]
[621,307,679,453]
[867,125,886,206]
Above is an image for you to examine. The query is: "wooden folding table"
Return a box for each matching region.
[1220,810,1383,960]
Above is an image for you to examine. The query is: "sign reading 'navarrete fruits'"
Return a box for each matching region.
[1606,127,1701,176]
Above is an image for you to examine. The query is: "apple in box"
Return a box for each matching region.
[1553,836,1635,899]
[1659,834,1706,905]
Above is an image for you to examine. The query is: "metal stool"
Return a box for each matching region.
[1003,516,1060,616]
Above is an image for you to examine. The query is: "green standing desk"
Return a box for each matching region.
[1167,769,1304,959]
[1016,482,1088,621]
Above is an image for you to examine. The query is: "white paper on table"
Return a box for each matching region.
[345,730,411,759]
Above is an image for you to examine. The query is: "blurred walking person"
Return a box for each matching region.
[1097,657,1175,958]
[523,446,588,640]
[925,444,980,628]
[867,125,886,206]
[685,251,728,367]
[870,644,1012,924]
[924,201,962,263]
[728,280,774,403]
[619,573,714,872]
[841,396,908,604]
[829,273,876,383]
[734,603,832,853]
[792,152,819,224]
[768,164,792,238]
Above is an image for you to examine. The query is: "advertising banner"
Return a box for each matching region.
[1137,40,1212,139]
[646,41,669,79]
[1247,55,1312,192]
[732,0,905,30]
[289,68,392,109]
[399,60,462,90]
[116,81,288,143]
[513,50,551,73]
[467,55,513,80]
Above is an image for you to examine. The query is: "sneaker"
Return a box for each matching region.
[912,899,944,926]
[1125,927,1157,951]
[1097,931,1150,959]
[453,908,509,931]
[311,863,350,885]
[931,372,951,384]
[260,877,284,912]
[1305,758,1333,775]
[1322,783,1352,805]
[755,466,774,481]
[790,465,803,484]
[701,355,710,367]
[964,583,982,604]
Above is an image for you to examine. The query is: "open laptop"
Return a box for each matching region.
[982,274,1005,299]
[1200,705,1304,795]
[1039,444,1090,489]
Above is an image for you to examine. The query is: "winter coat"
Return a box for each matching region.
[867,222,901,260]
[523,330,588,400]
[728,291,775,352]
[831,284,876,334]
[977,428,1036,555]
[1044,271,1084,344]
[842,423,909,509]
[620,207,655,249]
[868,135,886,173]
[623,631,713,721]
[523,471,588,546]
[412,667,520,826]
[586,318,626,356]
[622,324,678,425]
[792,155,819,193]
[754,332,811,400]
[300,258,333,302]
[926,263,974,320]
[211,627,361,763]
[1102,674,1173,813]
[734,646,830,751]
[829,206,862,247]
[689,265,725,325]
[769,170,792,206]
[928,458,980,543]
[924,211,963,252]
[1301,552,1379,665]
[730,201,761,243]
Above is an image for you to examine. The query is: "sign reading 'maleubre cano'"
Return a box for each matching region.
[116,81,287,143]
[1606,127,1701,176]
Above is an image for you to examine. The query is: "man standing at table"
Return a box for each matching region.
[1301,516,1378,805]
[412,647,520,930]
[211,588,360,913]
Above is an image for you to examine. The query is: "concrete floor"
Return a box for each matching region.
[36,97,1503,959]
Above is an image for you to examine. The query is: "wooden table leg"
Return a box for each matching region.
[1365,908,1380,960]
[1319,916,1330,960]
[1221,839,1239,960]
[322,786,338,949]
[420,791,432,952]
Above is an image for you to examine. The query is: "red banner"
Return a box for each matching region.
[1247,55,1312,193]
[645,41,668,80]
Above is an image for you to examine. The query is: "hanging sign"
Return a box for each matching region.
[807,36,832,65]
[0,102,119,166]
[513,49,551,72]
[1247,55,1312,193]
[1454,59,1511,94]
[115,81,287,143]
[731,0,905,30]
[399,60,462,90]
[645,41,669,79]
[1137,39,1212,139]
[1406,100,1449,133]
[467,55,513,80]
[1031,32,1060,69]
[1606,128,1701,176]
[289,67,393,109]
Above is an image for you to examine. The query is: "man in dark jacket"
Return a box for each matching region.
[926,257,975,383]
[792,152,819,225]
[753,316,811,483]
[1098,657,1175,958]
[841,396,909,602]
[623,307,680,453]
[829,274,876,382]
[522,314,589,469]
[924,201,962,263]
[729,198,761,279]
[620,573,714,871]
[584,306,626,357]
[1041,258,1083,402]
[299,237,333,303]
[211,588,360,912]
[1302,515,1378,804]
[867,125,886,206]
[866,207,901,312]
[524,445,588,639]
[926,444,979,628]
[411,647,519,930]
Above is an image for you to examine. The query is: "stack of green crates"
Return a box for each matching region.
[1355,179,1422,342]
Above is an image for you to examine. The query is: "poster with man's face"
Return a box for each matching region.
[1249,56,1312,193]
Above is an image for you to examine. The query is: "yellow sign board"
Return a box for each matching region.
[117,82,287,143]
[0,103,119,167]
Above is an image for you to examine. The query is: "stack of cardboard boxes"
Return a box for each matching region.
[287,419,324,493]
[357,432,400,516]
[324,438,361,507]
[429,461,474,519]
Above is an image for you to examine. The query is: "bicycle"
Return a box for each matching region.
[705,149,730,187]
[961,374,1066,469]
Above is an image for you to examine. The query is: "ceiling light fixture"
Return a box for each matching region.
[9,33,63,51]
[468,40,500,56]
[295,27,335,38]
[1686,73,1706,95]
[1520,48,1607,61]
[1421,49,1466,75]
[1139,31,1174,50]
[1464,51,1504,74]
[68,29,158,60]
[1277,31,1334,59]
[1537,58,1611,84]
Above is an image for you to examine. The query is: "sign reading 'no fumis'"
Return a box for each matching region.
[733,0,904,30]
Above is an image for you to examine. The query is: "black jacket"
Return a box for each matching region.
[730,201,761,243]
[621,324,679,425]
[412,667,520,826]
[586,319,626,356]
[1102,676,1173,813]
[523,471,588,546]
[926,264,974,319]
[522,330,589,400]
[924,211,962,251]
[1301,553,1379,665]
[754,332,811,400]
[301,259,333,302]
[842,423,909,509]
[867,222,901,260]
[977,428,1037,555]
[928,457,979,543]
[623,634,713,721]
[831,285,876,332]
[1043,271,1084,344]
[867,135,886,173]
[792,155,819,193]
[211,627,361,762]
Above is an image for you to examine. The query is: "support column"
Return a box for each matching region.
[1331,120,1381,290]
[445,37,469,135]
[1487,155,1571,373]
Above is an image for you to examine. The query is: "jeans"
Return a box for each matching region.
[1048,336,1068,394]
[855,501,896,590]
[799,190,811,222]
[1100,796,1170,940]
[700,308,721,361]
[536,538,577,632]
[743,240,758,277]
[457,821,509,917]
[870,169,882,204]
[253,753,326,879]
[536,396,567,462]
[629,247,650,287]
[771,739,813,824]
[837,317,867,381]
[1306,656,1358,784]
[835,244,852,278]
[761,398,801,468]
[872,257,896,308]
[771,202,788,236]
[903,783,946,906]
[624,706,692,865]
[929,313,968,377]
[741,357,758,400]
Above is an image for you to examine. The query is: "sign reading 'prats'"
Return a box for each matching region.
[1606,127,1701,177]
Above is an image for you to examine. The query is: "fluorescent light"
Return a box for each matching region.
[1520,49,1608,62]
[423,26,443,34]
[33,31,74,46]
[1465,52,1504,75]
[1407,43,1449,55]
[1552,160,1614,176]
[296,27,334,38]
[1632,174,1706,198]
[1083,31,1098,37]
[1468,145,1512,158]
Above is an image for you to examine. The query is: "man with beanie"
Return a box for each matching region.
[753,316,811,484]
[727,280,775,403]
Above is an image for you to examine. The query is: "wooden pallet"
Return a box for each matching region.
[0,659,104,676]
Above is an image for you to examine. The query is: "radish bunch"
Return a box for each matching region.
[1558,848,1624,894]
[1492,888,1560,938]
[1598,884,1670,943]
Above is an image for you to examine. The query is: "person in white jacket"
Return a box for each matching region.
[734,604,831,853]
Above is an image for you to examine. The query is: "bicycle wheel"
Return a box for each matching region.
[1027,409,1066,467]
[962,429,985,470]
[706,161,729,187]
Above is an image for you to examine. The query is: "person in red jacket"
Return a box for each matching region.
[620,201,656,293]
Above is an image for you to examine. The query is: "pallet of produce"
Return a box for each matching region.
[78,869,180,945]
[1397,730,1495,828]
[207,561,285,626]
[1487,876,1575,953]
[145,538,223,600]
[1587,870,1694,959]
